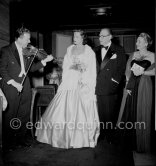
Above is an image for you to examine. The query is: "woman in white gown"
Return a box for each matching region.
[0,88,7,111]
[35,30,100,148]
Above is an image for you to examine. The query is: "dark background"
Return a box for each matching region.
[10,0,155,32]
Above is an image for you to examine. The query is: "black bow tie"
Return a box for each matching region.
[101,45,108,50]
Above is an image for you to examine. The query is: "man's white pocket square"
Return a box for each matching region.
[110,54,117,59]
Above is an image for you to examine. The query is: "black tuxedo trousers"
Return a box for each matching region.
[97,94,118,139]
[2,76,32,148]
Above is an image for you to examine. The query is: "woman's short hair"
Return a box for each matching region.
[73,29,87,45]
[139,32,153,48]
[15,26,30,39]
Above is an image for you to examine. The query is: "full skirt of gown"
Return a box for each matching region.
[35,84,100,149]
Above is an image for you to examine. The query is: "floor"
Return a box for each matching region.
[1,139,135,166]
[1,139,156,166]
[133,152,156,166]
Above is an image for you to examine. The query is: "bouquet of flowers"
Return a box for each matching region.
[70,59,87,73]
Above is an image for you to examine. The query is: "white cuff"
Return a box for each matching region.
[111,78,119,84]
[7,79,14,85]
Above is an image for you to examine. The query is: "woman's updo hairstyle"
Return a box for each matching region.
[139,32,153,48]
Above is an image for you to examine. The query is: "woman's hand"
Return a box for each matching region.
[127,90,132,96]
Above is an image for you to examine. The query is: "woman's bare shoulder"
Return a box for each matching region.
[146,51,155,64]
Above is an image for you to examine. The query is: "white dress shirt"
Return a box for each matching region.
[101,42,111,61]
[15,42,26,77]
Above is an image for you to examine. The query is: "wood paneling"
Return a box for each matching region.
[0,1,9,48]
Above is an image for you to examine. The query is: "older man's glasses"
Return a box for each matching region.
[99,34,110,38]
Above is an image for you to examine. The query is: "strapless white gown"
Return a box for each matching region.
[35,44,100,148]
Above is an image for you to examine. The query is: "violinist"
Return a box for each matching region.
[0,26,53,153]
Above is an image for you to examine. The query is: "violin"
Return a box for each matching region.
[23,44,58,63]
[18,44,62,92]
[23,44,49,60]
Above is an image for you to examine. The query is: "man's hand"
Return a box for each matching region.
[12,80,23,92]
[43,55,54,63]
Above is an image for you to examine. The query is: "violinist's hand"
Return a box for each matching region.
[41,55,54,66]
[44,55,54,63]
[11,80,23,92]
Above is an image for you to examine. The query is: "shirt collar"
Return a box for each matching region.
[104,41,111,48]
[15,41,22,52]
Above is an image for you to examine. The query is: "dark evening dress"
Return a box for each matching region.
[118,59,152,152]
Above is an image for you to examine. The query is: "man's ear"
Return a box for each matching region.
[110,34,113,40]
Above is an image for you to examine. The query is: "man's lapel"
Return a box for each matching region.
[96,46,102,65]
[10,43,21,67]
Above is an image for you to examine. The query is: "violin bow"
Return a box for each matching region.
[18,49,39,94]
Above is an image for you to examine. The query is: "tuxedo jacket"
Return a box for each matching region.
[94,43,126,95]
[0,42,44,96]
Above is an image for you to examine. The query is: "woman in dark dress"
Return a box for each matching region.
[117,33,155,152]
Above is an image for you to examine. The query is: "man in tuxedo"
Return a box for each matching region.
[94,28,126,143]
[0,26,53,151]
